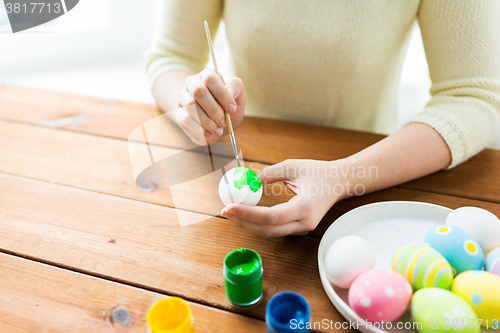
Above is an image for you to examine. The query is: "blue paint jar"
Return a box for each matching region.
[266,292,311,333]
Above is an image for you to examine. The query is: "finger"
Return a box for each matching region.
[182,102,202,124]
[201,68,237,113]
[177,111,211,145]
[291,231,310,236]
[225,77,246,112]
[187,77,225,128]
[176,109,211,144]
[257,160,295,185]
[177,108,204,134]
[179,90,195,108]
[223,213,304,237]
[284,181,300,195]
[221,197,303,225]
[185,102,222,137]
[181,102,214,137]
[181,124,209,146]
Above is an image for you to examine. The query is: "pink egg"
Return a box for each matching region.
[348,270,412,322]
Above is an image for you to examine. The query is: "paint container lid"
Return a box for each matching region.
[147,297,195,333]
[224,248,263,285]
[266,292,311,333]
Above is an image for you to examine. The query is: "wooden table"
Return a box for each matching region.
[0,84,499,332]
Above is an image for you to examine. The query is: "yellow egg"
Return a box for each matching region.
[452,271,500,328]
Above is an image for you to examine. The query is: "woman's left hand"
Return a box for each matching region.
[221,159,352,237]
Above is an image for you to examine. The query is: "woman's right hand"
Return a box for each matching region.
[177,68,246,145]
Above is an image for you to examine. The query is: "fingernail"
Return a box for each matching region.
[221,208,233,216]
[204,131,211,138]
[220,118,226,127]
[215,128,223,136]
[227,87,236,98]
[228,103,237,113]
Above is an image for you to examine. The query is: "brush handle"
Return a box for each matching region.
[204,21,235,135]
[225,113,234,134]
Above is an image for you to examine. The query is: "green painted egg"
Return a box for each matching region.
[452,270,500,328]
[412,288,479,333]
[392,244,453,291]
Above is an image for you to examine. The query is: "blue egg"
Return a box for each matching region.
[424,225,484,275]
[485,247,500,276]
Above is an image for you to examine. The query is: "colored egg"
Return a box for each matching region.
[219,167,262,206]
[424,225,484,275]
[392,244,453,291]
[446,207,500,252]
[411,288,479,333]
[348,270,412,322]
[324,235,375,289]
[485,247,500,276]
[452,270,500,327]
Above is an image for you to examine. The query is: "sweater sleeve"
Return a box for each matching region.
[411,0,500,169]
[144,0,223,90]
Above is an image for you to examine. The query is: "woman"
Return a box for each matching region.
[145,0,500,237]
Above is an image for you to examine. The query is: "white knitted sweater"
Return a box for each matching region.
[145,0,500,168]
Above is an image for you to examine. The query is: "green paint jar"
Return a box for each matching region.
[224,248,263,308]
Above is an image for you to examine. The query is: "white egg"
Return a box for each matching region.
[324,235,376,289]
[446,207,500,252]
[219,167,263,206]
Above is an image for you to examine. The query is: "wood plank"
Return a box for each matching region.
[0,253,267,333]
[0,172,347,332]
[0,83,160,142]
[2,118,499,239]
[0,120,291,220]
[233,119,500,204]
[1,84,499,203]
[403,150,500,203]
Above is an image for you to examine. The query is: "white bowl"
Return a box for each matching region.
[318,201,452,333]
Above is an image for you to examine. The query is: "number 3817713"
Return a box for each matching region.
[5,2,61,14]
[444,319,499,330]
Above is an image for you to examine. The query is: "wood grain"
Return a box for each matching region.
[1,84,499,203]
[0,120,291,219]
[0,172,347,332]
[0,83,159,141]
[1,119,498,239]
[0,253,267,333]
[1,84,499,332]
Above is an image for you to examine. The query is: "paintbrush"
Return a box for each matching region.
[204,21,241,168]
